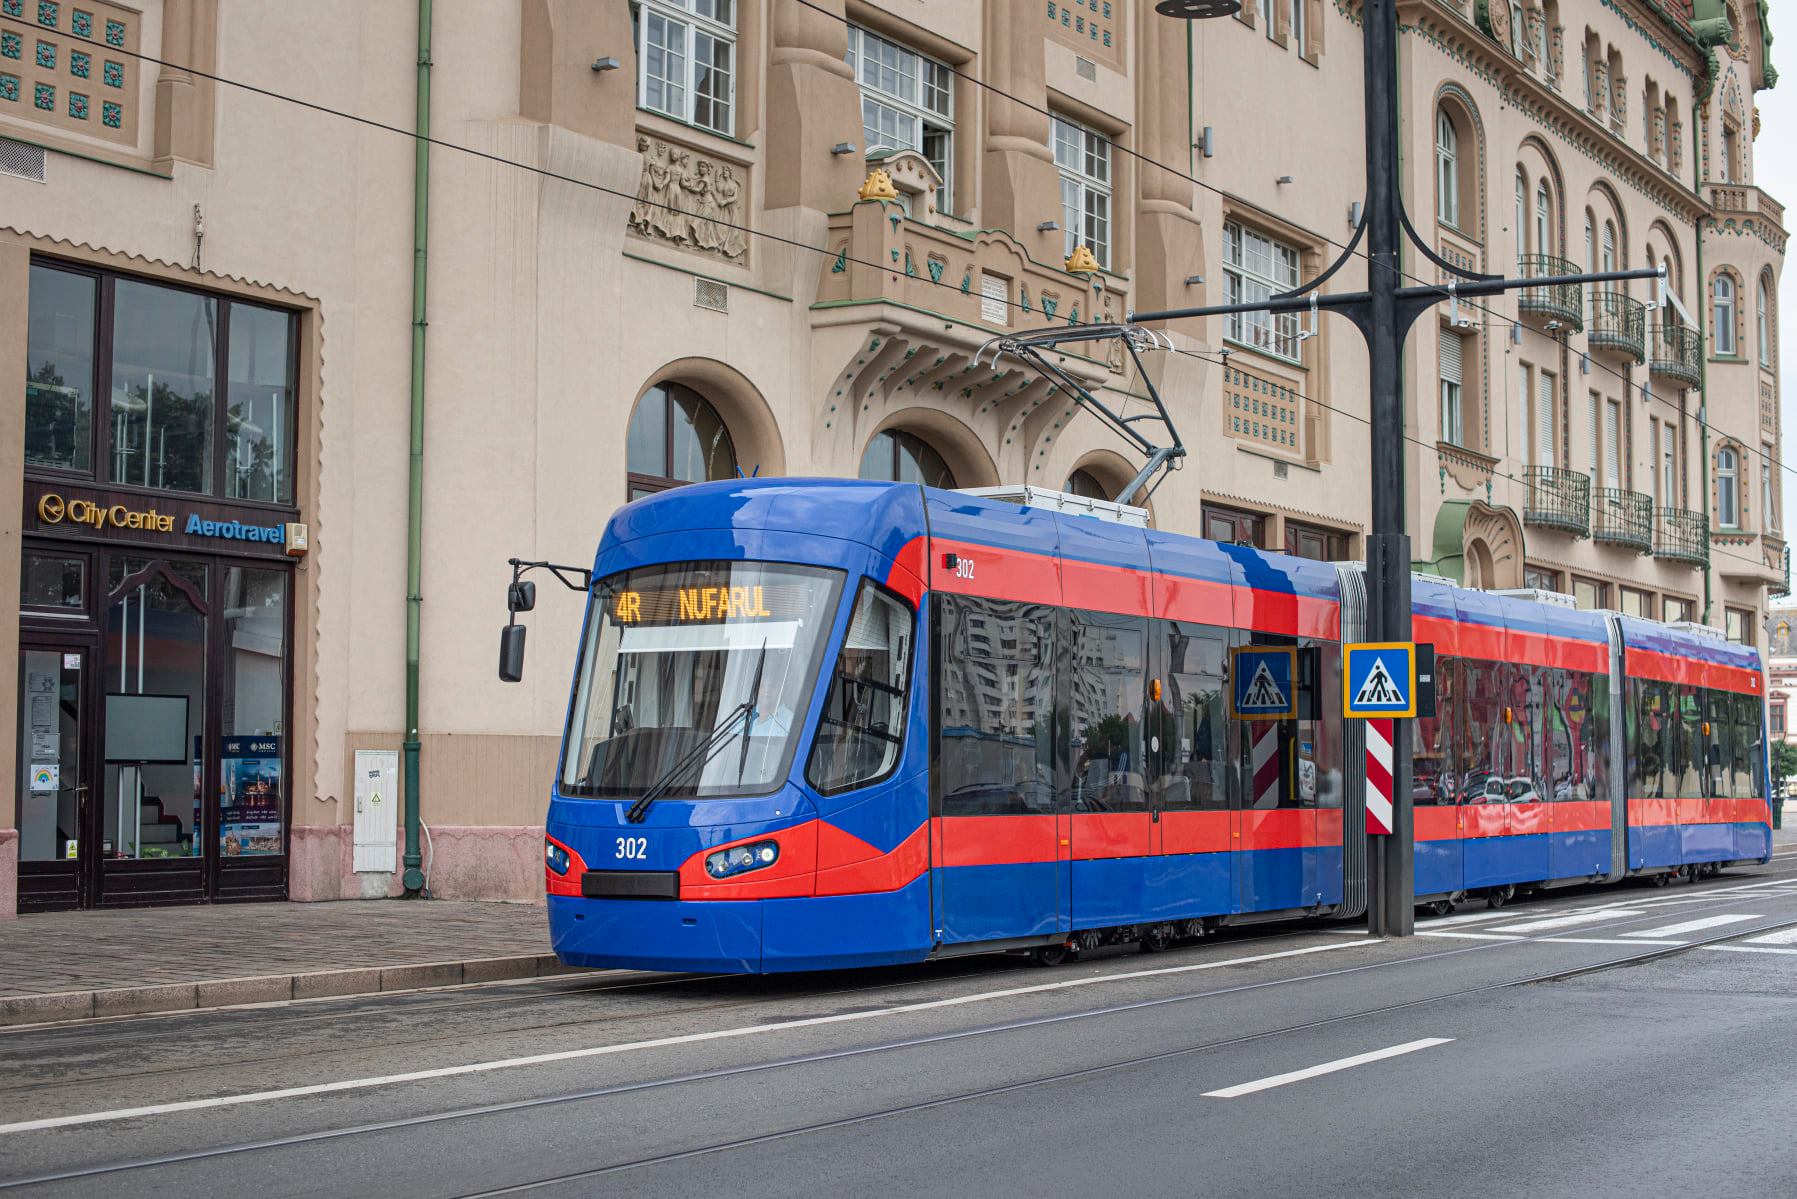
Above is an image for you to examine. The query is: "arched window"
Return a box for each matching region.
[1066,468,1110,501]
[1713,274,1736,356]
[1601,221,1616,273]
[1717,446,1740,528]
[1534,178,1551,258]
[1436,109,1460,228]
[1515,169,1528,264]
[859,429,956,489]
[1583,212,1595,273]
[626,381,738,500]
[1759,275,1773,367]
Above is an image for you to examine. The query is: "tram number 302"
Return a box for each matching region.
[950,555,975,580]
[614,836,648,861]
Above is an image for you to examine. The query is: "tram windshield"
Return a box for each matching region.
[560,561,844,799]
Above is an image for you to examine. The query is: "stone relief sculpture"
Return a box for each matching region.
[628,133,747,264]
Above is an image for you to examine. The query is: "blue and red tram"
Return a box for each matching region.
[534,479,1770,973]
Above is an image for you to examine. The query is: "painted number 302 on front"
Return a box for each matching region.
[951,556,975,579]
[614,836,648,860]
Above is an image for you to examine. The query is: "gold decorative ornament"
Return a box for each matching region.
[857,168,898,202]
[1064,244,1100,275]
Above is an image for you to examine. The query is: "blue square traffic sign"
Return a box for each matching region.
[1343,642,1416,718]
[1230,646,1297,720]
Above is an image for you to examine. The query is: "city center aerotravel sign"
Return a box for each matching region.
[23,480,307,559]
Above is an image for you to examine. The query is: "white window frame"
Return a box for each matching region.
[1291,0,1307,51]
[636,0,737,138]
[1510,1,1526,57]
[1261,0,1277,41]
[1436,109,1459,229]
[1515,169,1528,266]
[1763,442,1777,530]
[1052,115,1112,270]
[1440,329,1465,448]
[1758,277,1772,367]
[846,25,954,213]
[1224,220,1304,363]
[1534,178,1551,259]
[1714,274,1737,356]
[1718,446,1740,528]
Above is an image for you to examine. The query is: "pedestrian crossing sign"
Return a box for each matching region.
[1230,646,1298,720]
[1343,642,1417,718]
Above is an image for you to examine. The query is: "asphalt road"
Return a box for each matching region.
[4,853,1796,1198]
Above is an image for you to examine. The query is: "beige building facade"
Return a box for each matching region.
[0,0,1783,914]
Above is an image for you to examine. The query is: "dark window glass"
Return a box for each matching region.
[1674,684,1703,799]
[1628,678,1664,797]
[1298,641,1342,809]
[626,382,738,500]
[937,595,1054,816]
[1523,565,1561,592]
[1738,694,1763,798]
[25,264,97,473]
[225,303,296,504]
[21,553,85,613]
[1155,623,1229,811]
[1067,611,1147,813]
[1703,689,1731,799]
[220,567,287,855]
[1283,519,1349,561]
[1460,659,1504,803]
[1414,654,1460,804]
[1066,468,1109,501]
[1576,670,1610,801]
[807,582,913,795]
[860,429,956,490]
[1202,503,1263,547]
[109,280,217,494]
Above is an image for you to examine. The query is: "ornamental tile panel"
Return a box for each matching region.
[70,7,88,38]
[101,57,118,86]
[0,32,19,58]
[33,39,53,68]
[102,17,121,46]
[32,80,52,109]
[0,0,137,146]
[65,87,83,118]
[1,0,22,19]
[36,0,56,28]
[68,48,86,76]
[99,96,116,125]
[0,73,18,102]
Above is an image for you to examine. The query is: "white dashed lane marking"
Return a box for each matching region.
[1620,914,1763,939]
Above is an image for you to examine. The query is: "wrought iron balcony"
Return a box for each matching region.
[1517,254,1584,331]
[1523,466,1590,537]
[1652,506,1709,567]
[1591,487,1653,552]
[1650,324,1702,388]
[1587,292,1646,363]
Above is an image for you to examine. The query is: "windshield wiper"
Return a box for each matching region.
[625,701,754,824]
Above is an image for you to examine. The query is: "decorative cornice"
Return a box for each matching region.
[1599,0,1698,80]
[1703,215,1788,253]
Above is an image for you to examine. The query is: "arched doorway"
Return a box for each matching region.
[626,382,738,500]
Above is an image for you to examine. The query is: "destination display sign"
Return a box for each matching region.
[610,583,804,625]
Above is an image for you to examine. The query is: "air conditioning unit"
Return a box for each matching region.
[1490,587,1578,609]
[958,485,1149,528]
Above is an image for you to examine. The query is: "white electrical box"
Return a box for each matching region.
[353,749,399,873]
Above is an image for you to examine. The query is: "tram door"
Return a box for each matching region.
[1233,637,1317,913]
[933,595,1066,944]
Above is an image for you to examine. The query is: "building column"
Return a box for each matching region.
[981,4,1061,262]
[764,0,864,213]
[1133,7,1204,318]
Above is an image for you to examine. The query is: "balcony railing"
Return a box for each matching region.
[1653,506,1709,567]
[1591,487,1653,552]
[1517,254,1584,331]
[1650,324,1702,388]
[1587,292,1646,363]
[1523,466,1591,537]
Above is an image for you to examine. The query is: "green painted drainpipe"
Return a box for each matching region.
[1694,103,1713,626]
[403,0,432,895]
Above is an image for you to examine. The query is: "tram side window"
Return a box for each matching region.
[1066,610,1148,813]
[1628,679,1667,799]
[1156,622,1230,811]
[1302,641,1343,810]
[1461,659,1503,802]
[1563,670,1610,802]
[1413,655,1461,804]
[1734,693,1762,799]
[1237,637,1307,811]
[936,595,1055,816]
[1542,668,1575,800]
[1508,664,1551,803]
[1674,684,1704,799]
[807,582,913,795]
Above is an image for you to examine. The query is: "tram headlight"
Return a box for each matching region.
[705,840,780,879]
[545,838,572,875]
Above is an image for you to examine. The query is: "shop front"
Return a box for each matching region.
[15,259,304,911]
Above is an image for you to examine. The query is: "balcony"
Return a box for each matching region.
[1590,487,1653,552]
[1650,324,1702,388]
[1706,182,1787,228]
[1523,466,1590,537]
[1517,254,1584,332]
[1653,507,1709,567]
[1587,292,1646,363]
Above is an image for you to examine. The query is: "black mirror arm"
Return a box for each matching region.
[507,557,592,598]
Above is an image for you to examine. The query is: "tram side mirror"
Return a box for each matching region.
[507,580,537,614]
[499,624,527,683]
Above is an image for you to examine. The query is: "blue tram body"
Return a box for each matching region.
[542,479,1770,973]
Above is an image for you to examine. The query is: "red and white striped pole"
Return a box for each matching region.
[1364,718,1394,835]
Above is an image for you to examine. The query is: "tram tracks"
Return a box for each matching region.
[5,905,1794,1195]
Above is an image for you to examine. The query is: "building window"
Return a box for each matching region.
[1602,221,1616,272]
[1726,606,1753,646]
[1283,519,1348,561]
[1717,446,1740,528]
[1524,565,1562,592]
[1052,115,1111,269]
[1758,275,1773,367]
[1435,108,1459,228]
[1066,468,1109,500]
[1290,0,1306,51]
[859,428,955,489]
[1663,596,1694,624]
[1534,369,1557,468]
[1260,0,1276,40]
[1660,422,1678,503]
[1713,274,1736,356]
[24,262,297,504]
[1763,443,1777,531]
[1439,328,1465,447]
[846,25,953,212]
[1603,398,1621,488]
[1720,124,1737,183]
[1620,587,1654,619]
[1772,700,1786,738]
[1224,221,1302,362]
[636,0,736,137]
[1514,169,1528,264]
[1509,1,1525,56]
[1534,177,1551,257]
[1202,502,1265,548]
[1572,576,1608,610]
[626,380,738,501]
[1583,212,1594,272]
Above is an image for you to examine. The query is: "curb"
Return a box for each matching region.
[0,953,577,1029]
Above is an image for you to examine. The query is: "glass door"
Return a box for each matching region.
[15,644,92,911]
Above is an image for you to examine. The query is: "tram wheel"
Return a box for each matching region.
[1140,926,1171,953]
[1428,900,1454,918]
[1653,872,1673,887]
[1486,886,1513,909]
[1030,944,1071,967]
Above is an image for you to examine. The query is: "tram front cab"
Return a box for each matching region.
[534,480,935,974]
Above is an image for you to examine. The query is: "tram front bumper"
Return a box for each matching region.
[548,893,764,974]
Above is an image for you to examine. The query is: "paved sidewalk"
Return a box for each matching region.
[1,900,558,1027]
